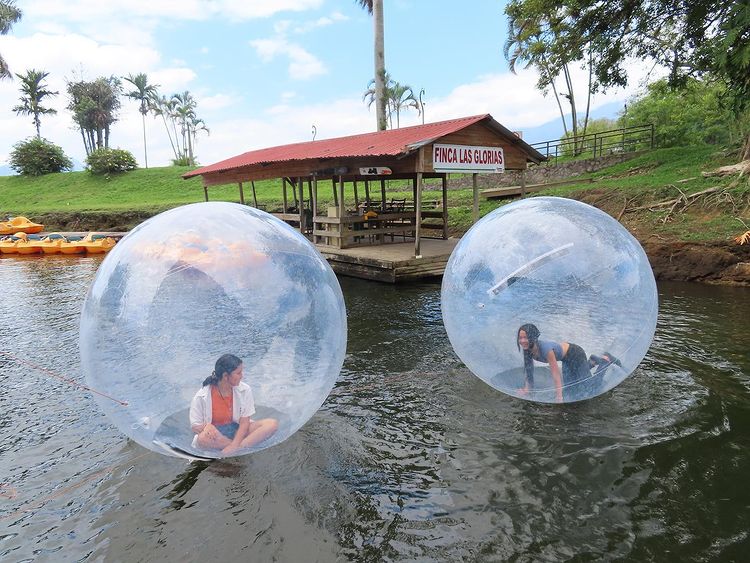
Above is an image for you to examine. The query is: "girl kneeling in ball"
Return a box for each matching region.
[190,353,278,455]
[516,324,619,402]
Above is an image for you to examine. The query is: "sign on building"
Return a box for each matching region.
[433,144,505,173]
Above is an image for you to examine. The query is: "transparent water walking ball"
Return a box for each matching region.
[441,197,657,403]
[80,202,347,458]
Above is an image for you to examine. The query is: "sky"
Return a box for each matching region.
[0,0,660,172]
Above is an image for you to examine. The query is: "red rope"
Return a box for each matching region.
[0,350,129,406]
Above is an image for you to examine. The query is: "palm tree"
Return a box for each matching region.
[388,82,420,128]
[363,74,421,129]
[151,94,179,160]
[12,69,57,137]
[363,70,391,122]
[0,0,22,79]
[123,73,159,168]
[357,0,386,131]
[172,91,196,164]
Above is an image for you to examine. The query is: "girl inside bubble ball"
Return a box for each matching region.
[516,324,620,402]
[190,353,279,455]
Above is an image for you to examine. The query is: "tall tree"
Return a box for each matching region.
[123,73,159,168]
[357,0,387,131]
[505,0,750,160]
[0,0,22,79]
[504,4,597,154]
[67,76,122,156]
[12,69,57,138]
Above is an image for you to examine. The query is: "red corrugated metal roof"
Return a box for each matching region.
[184,114,503,179]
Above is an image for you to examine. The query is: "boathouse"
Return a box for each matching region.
[183,114,545,281]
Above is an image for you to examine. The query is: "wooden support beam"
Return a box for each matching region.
[364,179,370,205]
[298,176,305,234]
[203,185,209,202]
[251,181,258,207]
[338,174,345,220]
[312,176,318,244]
[472,173,479,224]
[332,177,339,207]
[282,178,288,212]
[415,172,423,257]
[238,182,245,205]
[442,174,448,240]
[520,170,526,197]
[380,179,386,211]
[353,180,359,208]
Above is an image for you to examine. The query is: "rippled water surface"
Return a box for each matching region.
[1,256,749,562]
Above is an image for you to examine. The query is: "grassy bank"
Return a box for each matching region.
[1,146,747,241]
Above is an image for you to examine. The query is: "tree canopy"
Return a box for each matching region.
[0,0,22,79]
[67,76,122,156]
[504,0,750,158]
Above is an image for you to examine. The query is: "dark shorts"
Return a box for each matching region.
[216,422,239,439]
[562,343,599,400]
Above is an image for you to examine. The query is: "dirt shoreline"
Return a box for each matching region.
[35,209,750,287]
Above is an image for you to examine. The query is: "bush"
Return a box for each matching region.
[9,137,73,176]
[619,78,735,148]
[86,148,138,175]
[171,155,194,166]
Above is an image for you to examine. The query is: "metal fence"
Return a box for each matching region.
[530,124,655,163]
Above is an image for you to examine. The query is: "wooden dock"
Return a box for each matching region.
[317,238,458,283]
[38,232,455,283]
[481,177,593,199]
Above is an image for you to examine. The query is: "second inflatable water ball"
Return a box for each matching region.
[441,197,658,403]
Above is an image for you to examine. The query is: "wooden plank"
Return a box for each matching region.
[238,182,245,205]
[481,177,594,199]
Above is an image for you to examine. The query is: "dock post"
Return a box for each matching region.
[442,174,448,240]
[415,172,423,258]
[298,176,305,234]
[312,176,318,244]
[472,173,479,223]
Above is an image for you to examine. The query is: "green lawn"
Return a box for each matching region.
[1,146,747,241]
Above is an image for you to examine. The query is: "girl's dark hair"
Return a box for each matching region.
[517,324,540,388]
[202,353,242,387]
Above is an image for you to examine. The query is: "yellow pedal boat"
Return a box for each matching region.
[79,233,116,254]
[0,216,44,235]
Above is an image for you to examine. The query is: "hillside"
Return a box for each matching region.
[2,146,749,283]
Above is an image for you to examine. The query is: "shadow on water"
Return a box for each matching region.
[1,262,750,561]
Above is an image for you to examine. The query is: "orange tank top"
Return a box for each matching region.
[210,386,233,425]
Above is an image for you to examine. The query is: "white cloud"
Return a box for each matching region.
[200,93,236,112]
[249,37,326,80]
[292,11,349,33]
[22,0,325,24]
[221,0,324,20]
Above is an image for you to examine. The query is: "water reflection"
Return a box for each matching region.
[1,261,749,561]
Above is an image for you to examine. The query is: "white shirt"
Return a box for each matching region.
[189,380,256,429]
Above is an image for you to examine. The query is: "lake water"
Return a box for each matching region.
[1,256,749,561]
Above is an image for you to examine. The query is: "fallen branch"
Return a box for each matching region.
[629,186,723,211]
[617,196,631,221]
[702,160,750,178]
